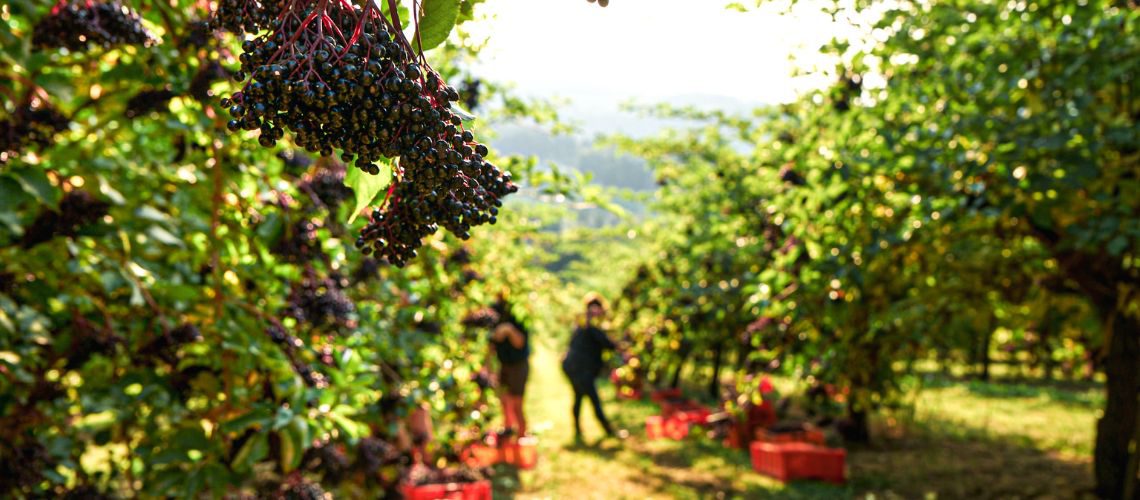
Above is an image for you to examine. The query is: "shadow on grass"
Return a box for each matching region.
[919,374,1104,409]
[850,414,1097,499]
[488,463,521,499]
[637,435,848,499]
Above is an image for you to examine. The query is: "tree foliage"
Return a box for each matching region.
[0,0,569,496]
[614,1,1138,496]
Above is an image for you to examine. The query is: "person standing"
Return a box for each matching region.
[562,294,625,441]
[487,297,530,439]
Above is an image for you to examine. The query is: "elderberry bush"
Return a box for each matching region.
[32,0,156,52]
[221,0,516,265]
[0,101,70,162]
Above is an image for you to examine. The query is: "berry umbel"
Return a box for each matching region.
[217,0,517,266]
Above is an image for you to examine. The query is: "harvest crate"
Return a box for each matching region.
[402,480,492,500]
[669,405,712,425]
[755,428,826,446]
[650,388,683,403]
[646,415,690,440]
[500,436,539,469]
[750,442,846,484]
[646,415,665,439]
[460,436,538,469]
[460,443,500,468]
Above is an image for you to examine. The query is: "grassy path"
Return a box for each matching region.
[489,340,842,499]
[482,338,1097,498]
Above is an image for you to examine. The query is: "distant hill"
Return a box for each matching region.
[491,124,657,192]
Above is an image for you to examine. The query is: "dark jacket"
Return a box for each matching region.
[561,325,616,380]
[492,325,529,365]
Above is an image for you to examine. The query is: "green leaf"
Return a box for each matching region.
[220,406,274,434]
[147,226,185,248]
[345,159,393,224]
[413,0,460,52]
[0,177,31,213]
[9,167,58,207]
[173,426,211,451]
[230,433,268,474]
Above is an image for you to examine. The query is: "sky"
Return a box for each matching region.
[466,0,843,133]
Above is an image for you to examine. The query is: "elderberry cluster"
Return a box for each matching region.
[137,323,202,366]
[222,1,516,264]
[284,275,355,328]
[20,190,109,249]
[189,61,232,103]
[299,163,354,211]
[271,218,323,263]
[304,442,350,483]
[276,480,327,500]
[0,102,70,162]
[356,437,404,475]
[357,166,514,267]
[124,88,177,118]
[64,315,121,370]
[263,324,328,387]
[208,0,277,35]
[32,0,156,52]
[351,256,384,284]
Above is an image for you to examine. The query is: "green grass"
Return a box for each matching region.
[486,339,1100,499]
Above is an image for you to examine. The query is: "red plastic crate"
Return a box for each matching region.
[646,415,664,439]
[755,428,826,446]
[650,388,683,403]
[646,415,689,440]
[460,437,538,469]
[750,442,846,484]
[500,437,538,469]
[671,406,712,425]
[724,421,757,449]
[401,480,492,500]
[663,417,690,440]
[748,400,777,429]
[460,443,500,468]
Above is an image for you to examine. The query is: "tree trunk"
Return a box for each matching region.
[1040,313,1056,381]
[979,325,994,381]
[1094,310,1140,500]
[843,405,871,444]
[670,353,687,389]
[709,341,724,400]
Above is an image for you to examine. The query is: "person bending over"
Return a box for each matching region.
[487,297,530,439]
